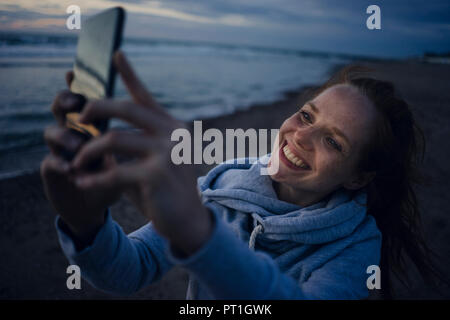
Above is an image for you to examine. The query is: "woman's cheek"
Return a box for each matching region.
[317,156,343,179]
[330,157,353,185]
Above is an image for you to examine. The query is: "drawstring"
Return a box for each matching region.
[249,224,264,250]
[187,277,199,300]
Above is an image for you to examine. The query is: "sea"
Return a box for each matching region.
[0,32,358,176]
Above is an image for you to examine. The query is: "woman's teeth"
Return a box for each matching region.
[283,145,309,169]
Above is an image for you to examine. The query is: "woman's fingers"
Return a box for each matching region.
[51,90,85,125]
[74,163,136,190]
[74,156,164,191]
[72,130,161,169]
[41,154,71,176]
[79,99,172,133]
[113,51,168,116]
[44,125,86,156]
[51,90,74,126]
[113,51,155,106]
[65,70,74,88]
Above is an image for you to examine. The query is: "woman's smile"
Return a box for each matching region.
[279,140,312,171]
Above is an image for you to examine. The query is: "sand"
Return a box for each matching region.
[1,59,449,299]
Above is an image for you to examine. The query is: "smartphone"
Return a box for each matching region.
[66,7,125,139]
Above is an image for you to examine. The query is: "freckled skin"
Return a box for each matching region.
[269,84,378,207]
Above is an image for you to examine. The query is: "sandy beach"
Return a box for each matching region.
[1,59,449,299]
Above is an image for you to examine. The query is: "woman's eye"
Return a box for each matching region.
[326,137,342,152]
[300,111,312,123]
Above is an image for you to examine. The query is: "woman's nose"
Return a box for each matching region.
[293,127,315,152]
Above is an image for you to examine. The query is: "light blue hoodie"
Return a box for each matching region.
[56,155,382,299]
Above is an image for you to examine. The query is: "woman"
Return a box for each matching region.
[41,52,438,299]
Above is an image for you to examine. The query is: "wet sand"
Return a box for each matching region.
[1,59,449,299]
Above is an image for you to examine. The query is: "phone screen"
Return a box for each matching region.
[67,7,125,138]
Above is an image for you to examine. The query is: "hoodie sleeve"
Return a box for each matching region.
[167,210,381,300]
[55,211,173,296]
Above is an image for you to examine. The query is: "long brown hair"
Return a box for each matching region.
[310,65,447,298]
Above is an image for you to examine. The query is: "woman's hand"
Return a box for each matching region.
[41,73,120,246]
[71,52,213,256]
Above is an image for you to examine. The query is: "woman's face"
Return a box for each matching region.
[269,84,378,197]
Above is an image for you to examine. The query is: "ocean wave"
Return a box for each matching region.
[0,61,73,68]
[0,110,53,122]
[0,33,363,61]
[0,129,45,153]
[0,33,77,46]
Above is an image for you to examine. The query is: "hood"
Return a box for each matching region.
[198,155,368,245]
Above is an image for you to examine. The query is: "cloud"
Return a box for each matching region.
[7,17,66,29]
[0,0,258,27]
[0,0,449,57]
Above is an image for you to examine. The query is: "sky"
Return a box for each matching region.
[0,0,449,58]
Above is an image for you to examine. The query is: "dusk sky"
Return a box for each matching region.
[1,0,449,58]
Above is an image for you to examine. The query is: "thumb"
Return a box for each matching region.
[113,51,158,108]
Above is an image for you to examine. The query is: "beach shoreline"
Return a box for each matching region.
[1,59,450,299]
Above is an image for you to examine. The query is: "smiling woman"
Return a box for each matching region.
[270,82,379,208]
[41,54,447,299]
[269,65,448,298]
